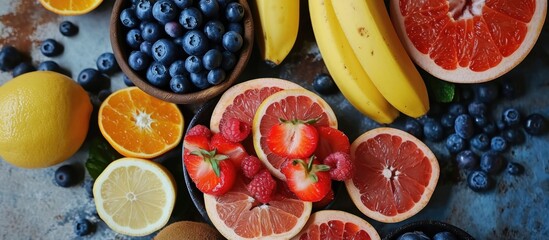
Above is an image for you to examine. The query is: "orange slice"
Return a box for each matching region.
[345,127,439,223]
[292,210,381,240]
[39,0,103,16]
[98,87,184,159]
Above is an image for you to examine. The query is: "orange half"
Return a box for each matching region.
[98,87,184,159]
[39,0,103,16]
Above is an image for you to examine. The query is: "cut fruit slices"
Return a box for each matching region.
[292,210,381,240]
[39,0,103,16]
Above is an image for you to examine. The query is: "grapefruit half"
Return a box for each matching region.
[252,89,338,180]
[390,0,547,83]
[345,127,439,223]
[291,210,381,240]
[204,178,312,239]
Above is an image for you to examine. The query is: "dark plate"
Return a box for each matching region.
[383,220,475,240]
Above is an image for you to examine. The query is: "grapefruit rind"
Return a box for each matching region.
[345,127,440,223]
[390,0,547,83]
[252,89,338,180]
[291,210,381,240]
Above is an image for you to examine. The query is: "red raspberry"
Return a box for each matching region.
[241,155,263,179]
[220,117,250,143]
[247,169,277,203]
[323,152,353,181]
[313,189,334,209]
[187,124,212,138]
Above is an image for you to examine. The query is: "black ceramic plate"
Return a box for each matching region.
[383,220,475,240]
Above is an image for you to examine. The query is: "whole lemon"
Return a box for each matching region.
[0,71,92,168]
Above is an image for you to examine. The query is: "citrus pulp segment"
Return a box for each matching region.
[93,158,176,237]
[292,210,381,240]
[252,89,338,180]
[98,87,184,159]
[39,0,103,16]
[390,0,547,83]
[204,178,312,239]
[345,127,439,223]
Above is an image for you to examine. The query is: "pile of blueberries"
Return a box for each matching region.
[119,0,246,93]
[401,80,546,193]
[398,230,457,240]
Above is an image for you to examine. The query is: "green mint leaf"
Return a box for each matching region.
[427,77,455,103]
[85,137,120,179]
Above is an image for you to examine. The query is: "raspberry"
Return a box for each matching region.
[220,117,250,143]
[312,188,334,209]
[187,124,212,138]
[241,155,262,179]
[247,169,277,203]
[323,152,353,181]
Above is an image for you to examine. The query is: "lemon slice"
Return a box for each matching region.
[93,158,177,236]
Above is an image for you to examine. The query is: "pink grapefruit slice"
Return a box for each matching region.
[390,0,547,83]
[210,78,303,133]
[291,210,381,240]
[252,89,338,180]
[345,127,439,223]
[204,178,312,239]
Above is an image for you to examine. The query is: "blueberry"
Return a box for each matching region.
[404,118,423,139]
[97,89,111,102]
[128,51,151,71]
[227,22,243,35]
[506,162,523,175]
[0,45,22,71]
[502,128,525,145]
[185,55,203,73]
[456,150,479,170]
[153,0,178,23]
[59,20,78,36]
[221,50,236,71]
[470,133,490,151]
[152,39,178,65]
[198,0,219,18]
[120,8,138,29]
[40,39,63,57]
[126,29,144,49]
[313,73,337,95]
[490,136,507,152]
[173,0,193,9]
[225,2,244,22]
[170,75,193,93]
[141,22,163,42]
[459,86,474,102]
[524,113,546,135]
[397,231,430,240]
[37,60,61,72]
[140,41,153,56]
[500,80,518,99]
[203,20,225,42]
[475,82,499,103]
[455,114,474,139]
[164,21,184,38]
[474,114,488,128]
[467,170,492,192]
[179,7,203,30]
[482,121,498,136]
[54,165,80,187]
[74,218,94,236]
[190,71,211,89]
[445,134,466,154]
[182,30,209,55]
[169,60,187,77]
[440,113,456,128]
[146,62,170,87]
[448,103,466,116]
[423,120,444,142]
[96,52,119,74]
[207,68,226,85]
[77,68,108,92]
[502,108,521,127]
[12,62,35,77]
[136,0,154,21]
[480,151,504,174]
[217,0,234,9]
[433,231,457,240]
[467,101,486,116]
[123,75,135,86]
[496,119,507,131]
[222,31,243,52]
[203,49,223,70]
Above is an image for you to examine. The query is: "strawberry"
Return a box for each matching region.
[314,126,350,161]
[183,134,210,155]
[266,118,319,159]
[184,147,236,196]
[312,188,334,209]
[281,156,332,202]
[210,133,248,167]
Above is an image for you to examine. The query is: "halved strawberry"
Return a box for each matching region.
[266,119,319,159]
[183,134,210,155]
[281,156,331,202]
[184,148,236,196]
[314,126,350,161]
[210,133,248,167]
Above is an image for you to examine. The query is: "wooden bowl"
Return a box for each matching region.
[110,0,254,104]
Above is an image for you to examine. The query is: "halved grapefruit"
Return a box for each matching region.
[210,78,303,133]
[345,127,439,223]
[252,89,338,180]
[390,0,547,83]
[204,178,312,239]
[291,210,381,240]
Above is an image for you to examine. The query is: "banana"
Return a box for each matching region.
[250,0,299,66]
[309,0,399,123]
[330,0,430,118]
